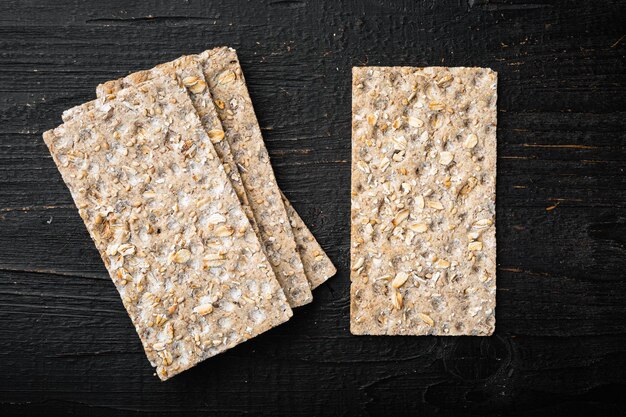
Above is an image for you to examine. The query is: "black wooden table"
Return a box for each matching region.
[1,1,625,416]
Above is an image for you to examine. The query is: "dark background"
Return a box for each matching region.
[1,0,625,416]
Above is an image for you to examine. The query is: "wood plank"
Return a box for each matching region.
[0,0,625,414]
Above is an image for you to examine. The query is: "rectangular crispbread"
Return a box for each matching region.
[85,56,259,245]
[46,76,292,380]
[350,66,497,336]
[93,53,331,304]
[196,47,336,289]
[199,47,328,298]
[280,190,336,288]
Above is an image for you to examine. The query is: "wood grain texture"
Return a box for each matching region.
[0,0,625,415]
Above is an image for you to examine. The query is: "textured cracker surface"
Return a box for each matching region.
[281,191,337,289]
[91,56,259,238]
[199,47,314,306]
[45,76,292,380]
[350,66,497,336]
[95,51,335,299]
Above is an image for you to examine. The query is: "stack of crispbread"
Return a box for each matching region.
[43,47,336,380]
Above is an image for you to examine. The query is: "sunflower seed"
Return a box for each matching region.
[435,259,450,269]
[409,223,428,233]
[463,133,478,149]
[468,241,483,251]
[391,290,403,309]
[439,151,454,165]
[418,313,434,326]
[392,209,410,226]
[408,116,424,128]
[172,249,191,264]
[473,218,493,229]
[352,257,365,270]
[193,304,214,316]
[392,272,409,288]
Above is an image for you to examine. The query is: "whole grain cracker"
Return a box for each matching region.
[350,66,497,336]
[280,191,336,289]
[198,47,317,304]
[95,53,334,301]
[47,76,292,380]
[87,56,259,237]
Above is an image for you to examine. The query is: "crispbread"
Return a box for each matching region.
[280,191,336,289]
[196,49,335,289]
[89,56,259,238]
[93,53,333,305]
[350,66,497,336]
[46,76,292,380]
[198,47,316,305]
